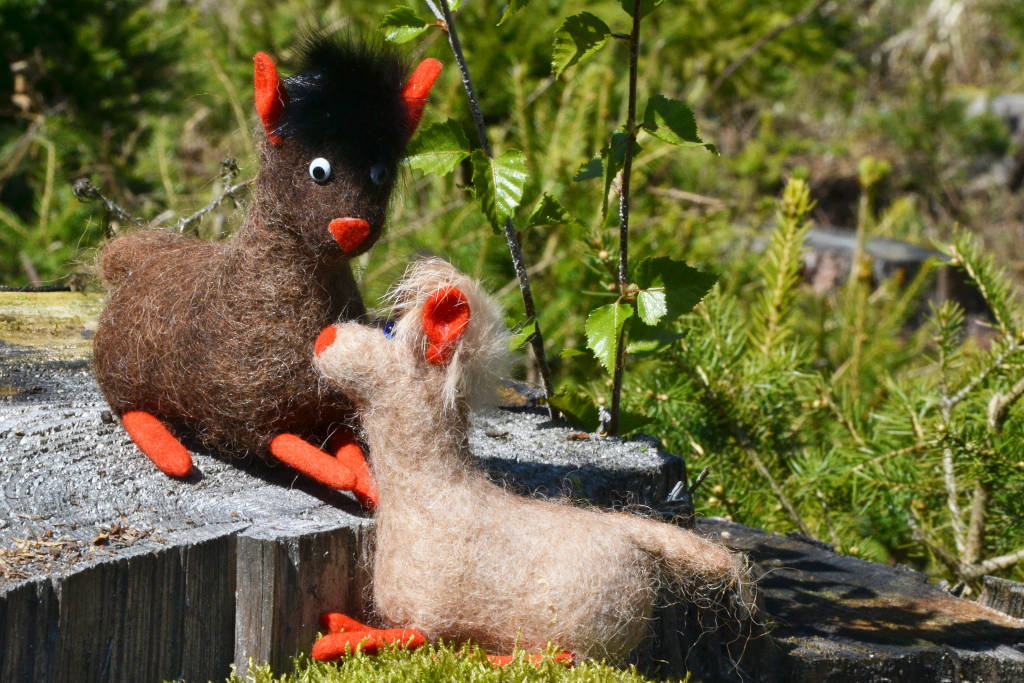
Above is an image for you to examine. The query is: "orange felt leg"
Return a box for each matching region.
[121,411,193,478]
[312,627,426,661]
[328,431,378,510]
[270,434,356,491]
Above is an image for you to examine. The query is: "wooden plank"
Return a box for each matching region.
[980,575,1024,620]
[1,528,239,683]
[0,577,60,682]
[233,519,373,676]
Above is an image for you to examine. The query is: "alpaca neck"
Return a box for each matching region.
[233,212,366,319]
[363,394,481,504]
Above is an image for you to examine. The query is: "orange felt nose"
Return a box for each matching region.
[315,325,337,357]
[329,218,371,254]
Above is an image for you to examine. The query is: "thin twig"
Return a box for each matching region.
[908,514,963,577]
[429,1,490,156]
[19,252,41,288]
[946,335,1024,411]
[849,443,929,473]
[816,488,840,550]
[964,483,988,566]
[942,445,966,555]
[648,186,727,208]
[431,0,555,416]
[987,373,1024,433]
[493,233,560,300]
[72,178,142,232]
[608,0,643,436]
[175,178,253,234]
[744,439,813,537]
[688,465,711,495]
[703,0,828,103]
[0,114,46,188]
[962,546,1024,580]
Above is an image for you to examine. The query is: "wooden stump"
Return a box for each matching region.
[3,291,1024,682]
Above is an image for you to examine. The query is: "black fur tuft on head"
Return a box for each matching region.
[275,34,409,170]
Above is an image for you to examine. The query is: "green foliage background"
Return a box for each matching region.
[3,0,1024,593]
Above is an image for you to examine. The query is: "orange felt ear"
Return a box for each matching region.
[254,52,288,144]
[422,285,470,365]
[401,58,442,141]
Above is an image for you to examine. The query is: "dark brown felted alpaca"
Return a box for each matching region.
[92,36,441,506]
[311,259,752,662]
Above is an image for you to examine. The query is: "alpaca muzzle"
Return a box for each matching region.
[329,217,371,254]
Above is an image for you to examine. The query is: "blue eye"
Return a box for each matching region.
[370,163,389,186]
[383,320,396,339]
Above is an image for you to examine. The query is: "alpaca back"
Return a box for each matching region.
[94,229,354,451]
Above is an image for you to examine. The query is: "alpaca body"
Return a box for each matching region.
[315,260,748,660]
[372,455,658,658]
[94,218,360,453]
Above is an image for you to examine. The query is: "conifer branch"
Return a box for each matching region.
[755,178,812,356]
[908,515,963,576]
[849,443,929,473]
[682,357,813,537]
[947,236,1018,341]
[947,335,1024,411]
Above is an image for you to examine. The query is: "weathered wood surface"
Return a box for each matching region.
[981,575,1024,620]
[695,523,1024,682]
[2,292,1024,682]
[233,520,373,675]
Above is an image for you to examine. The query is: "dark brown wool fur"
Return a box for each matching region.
[93,37,413,456]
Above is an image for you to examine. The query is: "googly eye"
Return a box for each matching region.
[309,157,332,184]
[370,163,389,186]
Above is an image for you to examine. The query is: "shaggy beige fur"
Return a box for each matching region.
[315,259,751,660]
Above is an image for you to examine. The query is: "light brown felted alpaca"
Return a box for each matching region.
[311,259,751,662]
[92,36,441,506]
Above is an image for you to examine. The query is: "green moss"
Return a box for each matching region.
[229,644,685,683]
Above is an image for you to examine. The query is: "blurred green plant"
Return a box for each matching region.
[5,0,1024,588]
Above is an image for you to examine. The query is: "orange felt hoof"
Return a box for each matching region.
[321,612,371,634]
[329,431,378,510]
[329,217,370,254]
[312,628,426,661]
[270,434,356,491]
[121,411,193,477]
